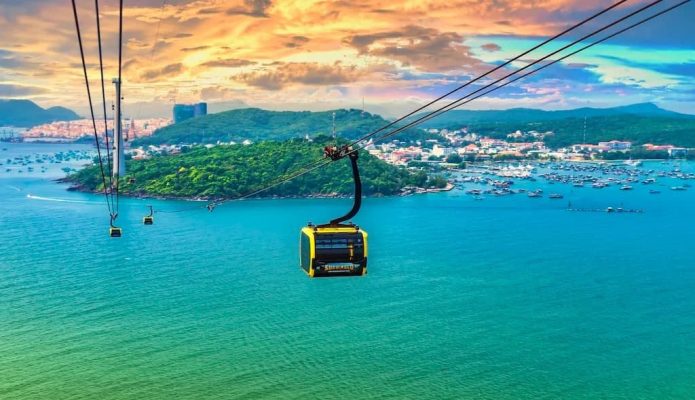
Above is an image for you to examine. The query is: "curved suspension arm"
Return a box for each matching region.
[110,213,119,228]
[330,151,361,225]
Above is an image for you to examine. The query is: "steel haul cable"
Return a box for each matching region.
[131,0,170,126]
[94,0,115,212]
[296,0,669,185]
[343,0,630,150]
[151,0,686,216]
[114,0,125,218]
[366,0,692,148]
[156,156,332,213]
[157,0,634,214]
[350,0,668,150]
[70,0,115,219]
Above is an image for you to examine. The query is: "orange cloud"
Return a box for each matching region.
[235,61,360,90]
[139,63,185,82]
[0,0,691,115]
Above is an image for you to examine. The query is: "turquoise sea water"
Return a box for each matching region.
[1,143,694,399]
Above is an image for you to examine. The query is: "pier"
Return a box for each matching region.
[0,127,25,143]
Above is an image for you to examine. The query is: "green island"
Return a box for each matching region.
[67,137,444,199]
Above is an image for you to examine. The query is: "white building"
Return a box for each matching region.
[432,145,454,157]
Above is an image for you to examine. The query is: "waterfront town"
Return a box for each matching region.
[19,118,169,142]
[1,104,691,166]
[363,128,691,167]
[2,117,693,202]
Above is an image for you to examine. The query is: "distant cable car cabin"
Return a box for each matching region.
[300,146,367,277]
[109,215,122,237]
[143,205,154,225]
[109,226,122,237]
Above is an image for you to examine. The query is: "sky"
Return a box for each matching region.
[0,0,693,118]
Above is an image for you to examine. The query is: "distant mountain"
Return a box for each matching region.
[0,99,80,127]
[135,103,695,148]
[135,108,432,146]
[415,103,695,148]
[416,103,693,127]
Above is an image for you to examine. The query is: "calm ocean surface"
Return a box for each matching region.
[1,143,694,399]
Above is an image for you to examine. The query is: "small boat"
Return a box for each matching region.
[549,193,564,199]
[620,185,633,191]
[649,189,661,194]
[671,186,687,191]
[528,192,542,198]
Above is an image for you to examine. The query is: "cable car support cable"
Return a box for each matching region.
[343,0,630,150]
[149,0,684,217]
[347,0,671,151]
[155,0,632,215]
[365,0,691,148]
[94,0,116,212]
[114,0,125,218]
[70,0,115,219]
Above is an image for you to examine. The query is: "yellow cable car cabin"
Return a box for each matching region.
[109,214,122,237]
[300,225,367,277]
[299,146,367,278]
[109,226,122,237]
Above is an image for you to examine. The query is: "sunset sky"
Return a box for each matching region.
[1,0,693,118]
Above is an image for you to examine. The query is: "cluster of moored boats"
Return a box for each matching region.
[538,162,693,193]
[463,181,565,199]
[567,206,645,213]
[1,150,92,174]
[458,161,693,200]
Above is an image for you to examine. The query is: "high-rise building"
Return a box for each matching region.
[193,103,207,118]
[173,102,207,124]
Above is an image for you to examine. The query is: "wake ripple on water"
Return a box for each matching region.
[26,194,98,204]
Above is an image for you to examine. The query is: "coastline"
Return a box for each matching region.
[59,177,453,202]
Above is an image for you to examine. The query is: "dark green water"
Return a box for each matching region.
[1,144,694,399]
